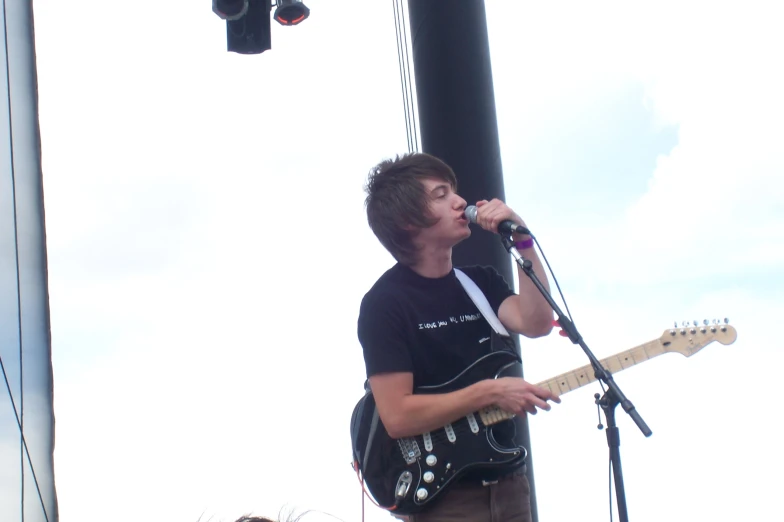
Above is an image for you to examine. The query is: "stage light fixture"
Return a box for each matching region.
[224,0,272,55]
[213,0,249,20]
[273,0,310,26]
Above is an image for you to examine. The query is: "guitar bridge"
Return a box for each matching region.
[397,438,421,464]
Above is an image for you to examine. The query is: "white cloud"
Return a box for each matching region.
[485,0,783,287]
[620,3,783,280]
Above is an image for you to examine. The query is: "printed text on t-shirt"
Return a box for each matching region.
[418,313,482,330]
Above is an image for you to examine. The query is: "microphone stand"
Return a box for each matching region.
[500,235,652,522]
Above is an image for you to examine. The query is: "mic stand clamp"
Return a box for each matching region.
[500,235,652,522]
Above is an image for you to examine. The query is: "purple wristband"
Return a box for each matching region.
[514,238,534,250]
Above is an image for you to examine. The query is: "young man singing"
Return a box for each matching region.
[357,152,560,522]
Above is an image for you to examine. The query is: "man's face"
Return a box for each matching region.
[415,177,471,247]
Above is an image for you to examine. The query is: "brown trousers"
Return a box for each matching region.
[397,468,531,522]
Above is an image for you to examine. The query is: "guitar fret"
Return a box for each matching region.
[642,339,665,358]
[607,356,623,373]
[479,405,514,426]
[629,347,648,364]
[618,353,634,369]
[575,369,591,385]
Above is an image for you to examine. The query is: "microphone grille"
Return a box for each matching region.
[464,205,478,223]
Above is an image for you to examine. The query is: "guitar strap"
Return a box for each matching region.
[454,268,510,337]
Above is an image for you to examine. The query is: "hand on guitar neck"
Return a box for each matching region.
[369,371,560,439]
[491,377,561,416]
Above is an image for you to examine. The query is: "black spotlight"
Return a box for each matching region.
[223,0,272,55]
[273,0,310,26]
[213,0,249,20]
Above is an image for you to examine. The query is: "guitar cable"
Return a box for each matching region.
[528,234,575,331]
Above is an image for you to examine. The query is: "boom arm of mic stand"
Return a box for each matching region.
[500,236,652,522]
[500,236,651,436]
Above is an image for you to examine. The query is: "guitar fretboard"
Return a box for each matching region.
[478,405,513,425]
[478,338,669,426]
[538,338,667,396]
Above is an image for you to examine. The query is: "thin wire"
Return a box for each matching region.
[397,0,418,151]
[1,1,51,520]
[532,237,574,324]
[533,236,619,519]
[393,0,418,153]
[0,358,50,522]
[392,0,412,152]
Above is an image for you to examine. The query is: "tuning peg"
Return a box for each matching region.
[724,318,729,324]
[703,319,709,325]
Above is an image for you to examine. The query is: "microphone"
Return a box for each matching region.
[464,205,531,236]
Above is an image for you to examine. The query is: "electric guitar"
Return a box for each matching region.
[349,320,737,515]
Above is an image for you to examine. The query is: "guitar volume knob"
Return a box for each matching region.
[426,455,437,466]
[423,471,435,483]
[416,488,428,500]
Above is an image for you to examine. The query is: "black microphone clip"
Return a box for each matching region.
[497,220,531,236]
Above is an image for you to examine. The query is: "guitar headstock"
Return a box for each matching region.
[661,319,737,357]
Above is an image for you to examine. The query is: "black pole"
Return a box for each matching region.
[406,1,540,521]
[601,398,629,522]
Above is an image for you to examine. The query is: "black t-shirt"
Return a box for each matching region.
[357,262,516,388]
[357,262,525,482]
[357,263,522,481]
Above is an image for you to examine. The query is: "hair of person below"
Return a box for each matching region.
[364,151,458,265]
[231,507,344,522]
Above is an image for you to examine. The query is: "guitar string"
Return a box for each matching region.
[543,348,656,394]
[404,417,514,448]
[402,423,486,450]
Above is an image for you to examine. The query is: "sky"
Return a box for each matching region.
[2,0,782,521]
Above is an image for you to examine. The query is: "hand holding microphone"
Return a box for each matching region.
[464,199,532,237]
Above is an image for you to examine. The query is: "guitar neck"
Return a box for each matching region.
[537,337,669,396]
[473,321,736,427]
[478,338,668,426]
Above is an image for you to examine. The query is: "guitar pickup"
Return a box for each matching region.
[466,413,480,434]
[422,432,433,452]
[444,423,456,442]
